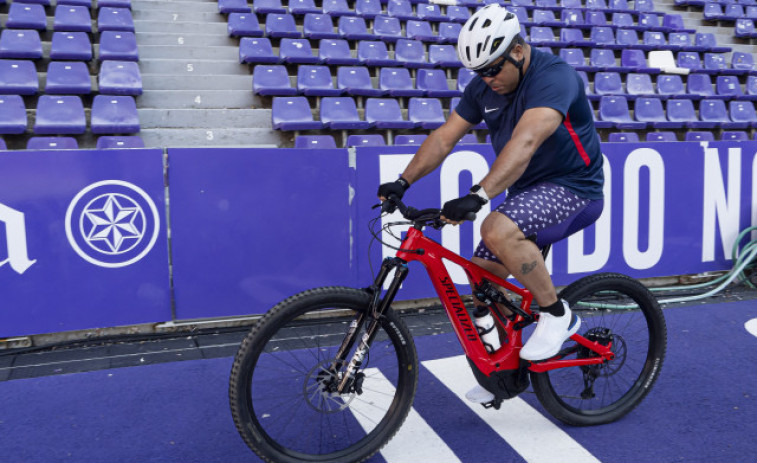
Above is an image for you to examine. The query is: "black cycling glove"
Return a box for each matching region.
[377,177,410,200]
[441,187,488,222]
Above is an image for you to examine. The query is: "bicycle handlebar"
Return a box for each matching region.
[379,195,477,225]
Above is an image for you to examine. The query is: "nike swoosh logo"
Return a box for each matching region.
[485,107,499,113]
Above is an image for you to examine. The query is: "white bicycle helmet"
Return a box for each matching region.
[457,4,522,71]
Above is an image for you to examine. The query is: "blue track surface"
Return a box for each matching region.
[1,300,756,462]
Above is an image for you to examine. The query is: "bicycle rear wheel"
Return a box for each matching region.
[530,273,667,426]
[229,287,418,463]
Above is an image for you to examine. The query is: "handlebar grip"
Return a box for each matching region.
[464,212,477,222]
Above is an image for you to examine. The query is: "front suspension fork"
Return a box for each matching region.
[334,257,408,393]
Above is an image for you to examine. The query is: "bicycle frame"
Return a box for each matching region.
[381,226,615,376]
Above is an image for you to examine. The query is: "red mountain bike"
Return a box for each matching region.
[229,197,667,463]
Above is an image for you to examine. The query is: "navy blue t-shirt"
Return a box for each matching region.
[455,48,604,200]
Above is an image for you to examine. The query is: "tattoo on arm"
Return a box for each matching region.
[521,261,538,275]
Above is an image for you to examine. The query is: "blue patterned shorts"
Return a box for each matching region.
[474,182,604,264]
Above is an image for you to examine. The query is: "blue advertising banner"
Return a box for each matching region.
[0,149,170,337]
[168,148,353,320]
[353,141,757,297]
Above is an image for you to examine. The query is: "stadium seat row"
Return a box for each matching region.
[559,48,753,74]
[0,59,142,95]
[586,72,757,101]
[0,0,132,8]
[0,135,144,150]
[0,4,134,32]
[0,29,139,61]
[0,94,140,135]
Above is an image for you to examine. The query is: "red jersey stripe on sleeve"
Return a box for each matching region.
[563,114,591,167]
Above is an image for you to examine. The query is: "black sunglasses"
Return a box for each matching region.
[475,59,505,78]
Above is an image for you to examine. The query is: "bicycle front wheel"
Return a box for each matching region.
[229,287,418,463]
[531,273,667,426]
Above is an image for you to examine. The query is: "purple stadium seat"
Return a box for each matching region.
[429,44,461,67]
[346,134,385,147]
[457,68,476,91]
[294,135,337,149]
[698,99,732,128]
[218,0,252,13]
[322,0,351,17]
[408,98,445,129]
[724,4,746,20]
[598,95,647,128]
[54,5,93,32]
[365,98,416,129]
[735,19,756,38]
[253,65,297,95]
[562,0,583,10]
[589,27,616,48]
[731,52,755,73]
[239,38,279,64]
[594,72,624,96]
[635,97,682,128]
[635,0,655,12]
[59,0,92,5]
[99,0,132,8]
[656,74,685,99]
[379,67,423,96]
[279,38,319,64]
[0,95,28,134]
[642,31,667,51]
[50,32,93,61]
[304,14,339,39]
[387,0,415,21]
[0,60,39,95]
[590,49,620,71]
[721,131,749,141]
[626,73,655,98]
[535,0,559,9]
[338,16,373,40]
[534,9,562,27]
[417,4,446,22]
[685,131,715,141]
[530,27,557,46]
[695,33,730,53]
[559,48,588,70]
[585,11,608,27]
[646,132,678,141]
[27,137,79,150]
[97,31,138,61]
[561,28,588,47]
[615,28,639,48]
[320,97,370,129]
[96,135,145,149]
[337,66,383,96]
[34,95,86,135]
[686,73,715,100]
[607,132,640,142]
[289,0,321,15]
[662,14,693,33]
[355,0,382,18]
[373,15,404,42]
[227,13,264,37]
[6,3,47,30]
[407,20,439,43]
[747,75,757,97]
[272,96,323,130]
[729,100,757,127]
[253,0,286,15]
[98,7,135,32]
[612,13,635,29]
[90,95,140,134]
[395,39,432,68]
[394,134,427,145]
[458,133,479,144]
[416,69,461,97]
[297,65,342,96]
[447,6,470,23]
[638,13,662,30]
[265,14,301,38]
[621,49,655,73]
[319,39,359,65]
[0,30,43,60]
[45,61,92,94]
[98,60,142,96]
[439,22,462,44]
[358,41,396,66]
[704,53,732,75]
[716,75,744,99]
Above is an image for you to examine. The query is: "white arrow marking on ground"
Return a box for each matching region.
[423,355,601,463]
[349,368,461,462]
[745,318,757,338]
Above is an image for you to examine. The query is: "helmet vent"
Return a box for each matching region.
[505,12,514,21]
[482,19,491,28]
[468,17,478,31]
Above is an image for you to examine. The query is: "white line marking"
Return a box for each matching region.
[423,355,601,463]
[349,368,461,463]
[746,318,757,338]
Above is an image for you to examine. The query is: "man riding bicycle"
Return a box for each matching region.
[378,4,605,403]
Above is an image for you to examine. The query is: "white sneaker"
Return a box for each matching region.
[465,384,495,403]
[520,300,581,361]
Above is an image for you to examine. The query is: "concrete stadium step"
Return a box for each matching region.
[136,33,238,47]
[139,128,283,148]
[141,74,251,90]
[139,59,249,75]
[138,45,239,60]
[133,10,226,23]
[134,20,228,34]
[138,109,270,129]
[133,0,221,13]
[138,90,258,109]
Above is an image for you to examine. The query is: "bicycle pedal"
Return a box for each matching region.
[481,399,502,410]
